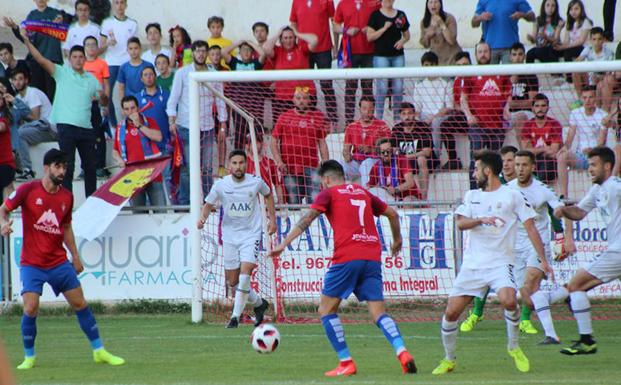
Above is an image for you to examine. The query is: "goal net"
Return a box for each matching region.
[189,60,621,324]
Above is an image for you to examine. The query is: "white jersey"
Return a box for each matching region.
[578,176,621,251]
[205,174,270,243]
[100,16,138,66]
[507,178,563,251]
[455,185,537,269]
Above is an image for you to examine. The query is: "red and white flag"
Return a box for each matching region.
[73,156,170,240]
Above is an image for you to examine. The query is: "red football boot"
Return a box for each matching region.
[398,350,417,374]
[324,360,357,377]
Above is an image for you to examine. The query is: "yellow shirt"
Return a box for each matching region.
[207,36,235,68]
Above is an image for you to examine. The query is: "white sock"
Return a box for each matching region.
[548,286,569,304]
[248,288,263,307]
[504,308,520,350]
[232,274,251,319]
[441,316,458,361]
[570,291,593,335]
[531,291,558,340]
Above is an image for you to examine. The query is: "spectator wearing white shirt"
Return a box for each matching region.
[575,27,615,112]
[166,40,227,204]
[141,23,172,72]
[62,0,101,59]
[413,52,453,160]
[557,86,608,198]
[100,0,138,128]
[9,68,55,180]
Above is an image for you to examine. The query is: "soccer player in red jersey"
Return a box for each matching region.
[270,160,416,376]
[0,149,125,370]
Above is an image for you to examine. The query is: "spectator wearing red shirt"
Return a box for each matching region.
[460,42,511,188]
[264,27,318,124]
[290,0,338,123]
[334,0,382,124]
[271,88,329,204]
[520,93,562,184]
[245,133,286,204]
[0,91,15,200]
[367,137,420,202]
[342,96,390,182]
[112,96,165,209]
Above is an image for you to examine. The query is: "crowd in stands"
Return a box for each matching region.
[1,0,621,210]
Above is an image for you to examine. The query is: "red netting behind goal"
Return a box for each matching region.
[197,64,621,324]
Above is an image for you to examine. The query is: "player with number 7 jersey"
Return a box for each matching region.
[270,160,416,377]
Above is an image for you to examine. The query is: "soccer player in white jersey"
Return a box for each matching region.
[508,151,575,345]
[197,150,277,328]
[554,146,621,355]
[432,150,554,375]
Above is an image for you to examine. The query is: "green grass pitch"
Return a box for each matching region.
[1,315,620,385]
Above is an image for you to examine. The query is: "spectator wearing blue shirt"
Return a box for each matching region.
[472,0,535,64]
[117,37,154,99]
[137,66,170,154]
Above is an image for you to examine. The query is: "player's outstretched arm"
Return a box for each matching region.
[64,223,84,274]
[197,202,215,230]
[524,218,554,280]
[553,205,588,221]
[269,209,321,258]
[381,206,402,257]
[0,204,13,236]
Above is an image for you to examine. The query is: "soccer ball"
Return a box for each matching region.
[251,323,280,354]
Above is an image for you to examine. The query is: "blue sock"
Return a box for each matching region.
[321,314,351,361]
[376,314,406,355]
[21,314,37,358]
[76,307,103,350]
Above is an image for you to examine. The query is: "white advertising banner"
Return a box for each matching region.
[10,213,193,302]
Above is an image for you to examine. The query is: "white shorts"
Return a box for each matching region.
[586,250,621,283]
[450,265,517,298]
[222,238,261,270]
[514,243,551,287]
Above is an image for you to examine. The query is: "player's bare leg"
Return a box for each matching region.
[525,268,560,343]
[561,269,602,355]
[63,287,125,365]
[367,301,416,374]
[433,295,472,374]
[17,292,40,369]
[498,287,529,372]
[228,262,267,328]
[319,295,356,377]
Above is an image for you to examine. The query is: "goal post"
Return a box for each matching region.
[189,60,621,324]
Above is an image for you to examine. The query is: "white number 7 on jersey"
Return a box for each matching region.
[350,199,366,232]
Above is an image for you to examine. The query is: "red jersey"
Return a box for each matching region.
[4,180,73,268]
[521,117,563,147]
[247,156,284,191]
[344,119,391,162]
[311,183,387,264]
[334,0,380,55]
[0,117,16,168]
[461,75,511,129]
[272,108,328,176]
[368,157,421,199]
[290,0,336,53]
[273,45,315,101]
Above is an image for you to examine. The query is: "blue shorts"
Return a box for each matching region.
[20,261,81,296]
[322,260,383,302]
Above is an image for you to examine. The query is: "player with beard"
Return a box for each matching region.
[554,146,621,355]
[0,149,125,370]
[197,150,277,328]
[432,150,553,375]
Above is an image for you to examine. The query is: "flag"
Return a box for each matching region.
[73,156,170,241]
[21,20,69,42]
[337,32,352,69]
[166,131,185,204]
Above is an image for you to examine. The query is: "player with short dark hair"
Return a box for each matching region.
[554,146,621,355]
[433,150,553,375]
[270,160,417,377]
[0,149,125,370]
